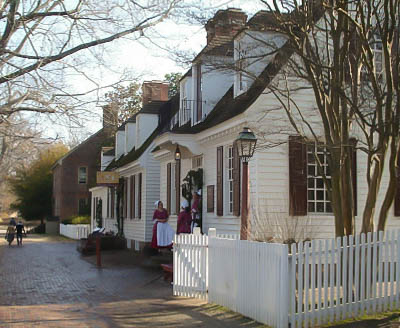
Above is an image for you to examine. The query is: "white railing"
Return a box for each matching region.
[174,229,400,328]
[59,224,89,240]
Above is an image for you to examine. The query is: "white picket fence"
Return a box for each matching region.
[173,234,209,299]
[59,224,90,240]
[173,229,400,328]
[290,230,400,327]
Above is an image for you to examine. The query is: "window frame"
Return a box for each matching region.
[78,166,88,184]
[192,155,203,169]
[307,144,332,214]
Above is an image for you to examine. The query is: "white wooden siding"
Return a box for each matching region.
[144,152,161,241]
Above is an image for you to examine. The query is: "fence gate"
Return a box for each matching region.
[173,234,208,300]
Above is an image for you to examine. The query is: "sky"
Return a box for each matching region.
[50,0,267,143]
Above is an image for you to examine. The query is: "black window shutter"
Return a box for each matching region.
[175,161,181,215]
[138,173,142,219]
[167,163,171,214]
[207,185,215,213]
[289,136,307,216]
[217,146,224,216]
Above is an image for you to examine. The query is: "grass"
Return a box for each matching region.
[319,309,400,327]
[200,303,271,327]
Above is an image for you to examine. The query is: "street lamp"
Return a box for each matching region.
[235,127,257,240]
[174,145,181,161]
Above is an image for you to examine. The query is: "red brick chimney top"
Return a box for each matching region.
[205,8,247,44]
[142,80,169,105]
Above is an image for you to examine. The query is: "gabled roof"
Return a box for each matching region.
[179,68,192,82]
[106,128,159,170]
[51,128,110,169]
[170,38,294,134]
[168,5,325,135]
[105,95,179,170]
[192,34,234,64]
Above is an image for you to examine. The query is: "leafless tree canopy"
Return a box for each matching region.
[247,0,400,235]
[0,0,181,123]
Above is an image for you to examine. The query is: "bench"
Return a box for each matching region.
[161,263,173,282]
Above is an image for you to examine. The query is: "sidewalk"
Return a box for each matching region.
[0,231,266,327]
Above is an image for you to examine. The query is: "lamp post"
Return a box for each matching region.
[235,127,257,240]
[174,145,181,161]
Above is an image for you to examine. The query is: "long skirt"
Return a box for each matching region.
[151,222,174,249]
[7,233,14,244]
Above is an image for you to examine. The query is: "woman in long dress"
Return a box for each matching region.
[6,225,15,246]
[151,201,174,249]
[177,200,192,234]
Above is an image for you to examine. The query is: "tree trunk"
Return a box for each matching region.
[377,139,398,230]
[341,148,354,235]
[330,164,345,237]
[361,153,386,233]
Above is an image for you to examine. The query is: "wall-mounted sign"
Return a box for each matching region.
[97,171,119,185]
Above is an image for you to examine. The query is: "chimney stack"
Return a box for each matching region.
[205,8,247,44]
[142,81,169,105]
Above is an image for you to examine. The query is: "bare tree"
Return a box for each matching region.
[0,0,181,124]
[246,0,400,235]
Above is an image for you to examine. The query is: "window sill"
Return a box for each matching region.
[216,215,240,219]
[307,212,333,217]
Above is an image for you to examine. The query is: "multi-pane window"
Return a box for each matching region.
[78,167,87,184]
[371,33,383,75]
[307,145,332,213]
[192,155,203,169]
[228,146,234,214]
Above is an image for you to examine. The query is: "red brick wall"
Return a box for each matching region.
[52,129,111,221]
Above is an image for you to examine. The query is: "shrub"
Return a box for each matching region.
[63,215,90,225]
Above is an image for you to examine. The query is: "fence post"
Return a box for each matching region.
[208,228,216,238]
[278,244,290,328]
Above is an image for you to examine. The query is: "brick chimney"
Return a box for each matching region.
[142,81,169,105]
[205,8,247,44]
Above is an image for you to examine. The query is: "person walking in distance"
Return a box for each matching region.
[5,224,15,246]
[16,221,26,246]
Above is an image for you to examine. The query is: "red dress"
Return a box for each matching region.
[177,211,192,234]
[151,209,170,249]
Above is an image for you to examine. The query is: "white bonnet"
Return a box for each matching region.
[181,199,189,208]
[154,200,161,208]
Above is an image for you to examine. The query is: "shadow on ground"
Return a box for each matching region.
[0,230,267,327]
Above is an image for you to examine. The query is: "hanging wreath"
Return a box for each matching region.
[181,168,203,205]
